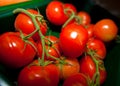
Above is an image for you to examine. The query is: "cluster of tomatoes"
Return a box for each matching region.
[0,1,119,86]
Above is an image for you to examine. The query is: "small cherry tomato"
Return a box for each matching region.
[37,35,61,61]
[46,1,77,26]
[93,19,118,42]
[79,55,107,85]
[0,32,36,68]
[18,61,60,86]
[14,9,47,41]
[64,3,77,15]
[77,11,91,25]
[60,23,88,58]
[63,73,88,86]
[56,57,80,80]
[46,1,68,25]
[86,38,106,60]
[85,24,95,39]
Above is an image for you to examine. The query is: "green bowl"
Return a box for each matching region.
[0,0,120,86]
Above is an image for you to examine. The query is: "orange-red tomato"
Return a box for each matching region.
[77,11,91,25]
[93,19,118,42]
[56,57,80,80]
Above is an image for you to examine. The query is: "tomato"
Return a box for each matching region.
[64,3,77,15]
[0,0,29,6]
[46,1,68,25]
[77,11,91,25]
[56,57,80,80]
[18,60,60,86]
[80,55,96,80]
[86,38,106,60]
[0,32,36,68]
[85,24,95,39]
[99,67,107,85]
[63,73,88,86]
[37,35,61,61]
[93,19,118,42]
[14,9,47,41]
[79,55,107,85]
[59,23,88,58]
[46,1,77,25]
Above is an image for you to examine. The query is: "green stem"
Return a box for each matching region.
[13,8,43,39]
[13,8,64,66]
[87,49,100,86]
[74,15,83,24]
[62,8,76,28]
[13,8,46,65]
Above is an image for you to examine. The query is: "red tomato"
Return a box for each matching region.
[77,11,91,25]
[59,23,88,58]
[86,38,106,60]
[99,67,107,85]
[46,1,68,25]
[79,55,107,85]
[56,57,80,80]
[93,19,118,42]
[0,32,36,68]
[85,24,95,39]
[46,1,77,26]
[37,35,61,61]
[18,60,60,86]
[63,73,88,86]
[64,3,77,15]
[14,9,47,41]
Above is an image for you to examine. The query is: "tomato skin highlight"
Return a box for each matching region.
[18,61,60,86]
[0,32,36,68]
[60,23,88,58]
[63,73,88,86]
[14,9,47,41]
[93,19,118,42]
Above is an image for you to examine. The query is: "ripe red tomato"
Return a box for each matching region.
[79,55,107,85]
[14,9,47,41]
[93,19,118,42]
[63,73,88,86]
[85,24,95,39]
[59,23,88,58]
[46,1,68,25]
[77,11,91,25]
[18,60,60,86]
[86,38,106,60]
[37,35,61,61]
[46,1,77,25]
[80,55,96,80]
[64,3,77,15]
[56,57,80,80]
[0,32,36,68]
